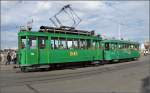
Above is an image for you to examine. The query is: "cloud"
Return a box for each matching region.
[1,1,149,49]
[1,31,18,49]
[33,1,52,14]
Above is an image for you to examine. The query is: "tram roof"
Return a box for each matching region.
[18,31,102,40]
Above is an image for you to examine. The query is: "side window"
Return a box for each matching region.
[124,44,126,48]
[39,37,48,49]
[118,44,121,49]
[79,40,83,49]
[122,43,125,49]
[127,44,129,48]
[51,37,61,49]
[92,41,96,49]
[55,39,59,49]
[119,44,123,49]
[83,40,87,49]
[87,40,91,49]
[114,43,117,49]
[67,39,73,49]
[73,40,78,49]
[105,43,109,50]
[111,43,115,50]
[124,44,126,49]
[59,38,67,49]
[131,44,134,49]
[98,41,101,49]
[79,40,86,49]
[51,39,55,49]
[29,36,36,49]
[21,36,26,49]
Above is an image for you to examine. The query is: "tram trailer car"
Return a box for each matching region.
[101,40,140,62]
[18,26,140,71]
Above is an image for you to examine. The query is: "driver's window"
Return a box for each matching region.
[21,36,26,49]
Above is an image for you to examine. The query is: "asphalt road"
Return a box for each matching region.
[0,55,150,93]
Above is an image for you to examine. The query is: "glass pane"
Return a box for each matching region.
[39,37,48,49]
[21,36,26,49]
[61,40,67,49]
[51,39,54,49]
[68,41,73,49]
[105,43,109,50]
[29,37,36,49]
[73,40,78,49]
[55,39,59,49]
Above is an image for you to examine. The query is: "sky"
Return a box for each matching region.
[1,1,149,49]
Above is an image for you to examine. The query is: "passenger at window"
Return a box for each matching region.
[59,44,64,49]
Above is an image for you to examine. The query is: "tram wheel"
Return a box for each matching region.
[21,67,28,72]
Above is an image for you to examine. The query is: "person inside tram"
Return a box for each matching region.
[59,44,64,49]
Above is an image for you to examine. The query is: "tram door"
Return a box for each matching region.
[38,37,49,64]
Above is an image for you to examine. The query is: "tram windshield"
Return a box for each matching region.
[29,36,36,49]
[21,36,26,49]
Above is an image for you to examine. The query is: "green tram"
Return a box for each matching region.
[18,26,103,71]
[101,40,140,61]
[18,26,140,71]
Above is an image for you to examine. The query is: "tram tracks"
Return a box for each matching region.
[0,59,149,88]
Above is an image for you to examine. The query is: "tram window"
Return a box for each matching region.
[123,44,125,49]
[129,44,131,48]
[92,41,96,49]
[105,43,109,50]
[118,44,120,49]
[51,39,55,49]
[118,44,122,49]
[99,42,102,49]
[39,37,48,49]
[125,44,127,48]
[114,43,117,49]
[68,40,73,49]
[111,43,115,50]
[120,44,124,49]
[131,45,134,49]
[59,39,67,49]
[79,40,83,49]
[79,40,86,49]
[51,38,60,49]
[29,37,36,49]
[21,36,26,49]
[73,40,78,49]
[83,40,87,49]
[125,44,127,49]
[127,44,129,48]
[87,40,91,49]
[55,39,59,49]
